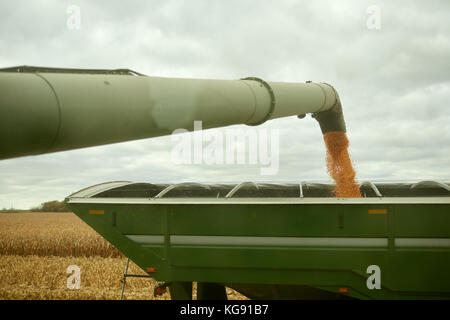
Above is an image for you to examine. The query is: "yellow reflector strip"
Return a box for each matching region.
[369,209,387,214]
[89,210,104,215]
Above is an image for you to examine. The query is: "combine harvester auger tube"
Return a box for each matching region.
[0,66,344,160]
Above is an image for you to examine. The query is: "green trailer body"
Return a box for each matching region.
[65,181,450,300]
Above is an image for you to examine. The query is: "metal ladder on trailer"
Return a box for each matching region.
[120,257,152,300]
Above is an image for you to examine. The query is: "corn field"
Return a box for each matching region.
[0,212,246,300]
[0,212,120,257]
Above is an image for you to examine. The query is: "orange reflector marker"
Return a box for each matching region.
[89,210,104,215]
[368,209,387,214]
[338,288,349,293]
[146,267,157,273]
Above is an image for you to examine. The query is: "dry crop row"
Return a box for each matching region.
[0,212,247,300]
[0,212,121,257]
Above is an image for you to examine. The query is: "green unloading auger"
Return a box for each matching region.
[0,66,346,160]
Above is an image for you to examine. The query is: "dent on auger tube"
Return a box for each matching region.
[0,65,342,160]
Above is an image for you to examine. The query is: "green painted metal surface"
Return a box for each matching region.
[0,66,342,160]
[65,181,450,300]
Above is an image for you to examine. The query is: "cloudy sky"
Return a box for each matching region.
[0,0,449,209]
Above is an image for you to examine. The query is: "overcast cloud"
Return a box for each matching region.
[0,0,449,209]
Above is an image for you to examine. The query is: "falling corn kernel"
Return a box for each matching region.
[323,131,361,198]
